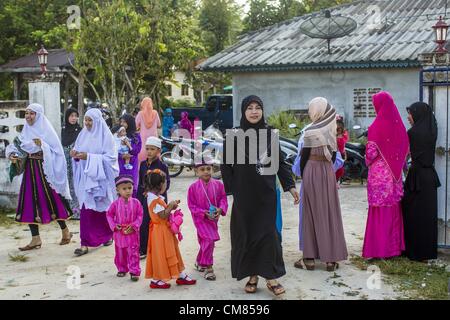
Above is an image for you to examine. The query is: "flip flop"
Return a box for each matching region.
[266,282,285,296]
[326,262,339,272]
[244,277,258,294]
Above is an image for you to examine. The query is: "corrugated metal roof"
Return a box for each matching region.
[0,49,74,73]
[199,0,448,72]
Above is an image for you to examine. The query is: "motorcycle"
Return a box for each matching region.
[160,121,224,178]
[161,121,300,178]
[343,125,368,184]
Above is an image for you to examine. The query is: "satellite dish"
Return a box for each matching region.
[300,10,357,54]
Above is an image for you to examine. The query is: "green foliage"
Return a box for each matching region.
[267,110,309,139]
[161,98,198,109]
[242,0,353,33]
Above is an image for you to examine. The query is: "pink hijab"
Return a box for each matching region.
[368,91,409,181]
[139,97,157,129]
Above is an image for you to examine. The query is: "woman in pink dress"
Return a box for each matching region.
[362,91,409,259]
[136,97,161,163]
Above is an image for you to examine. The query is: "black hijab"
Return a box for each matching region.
[406,102,438,167]
[240,95,267,130]
[61,108,81,147]
[119,113,137,139]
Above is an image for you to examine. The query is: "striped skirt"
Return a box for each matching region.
[16,157,72,224]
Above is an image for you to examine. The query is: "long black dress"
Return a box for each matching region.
[402,102,441,261]
[221,95,295,281]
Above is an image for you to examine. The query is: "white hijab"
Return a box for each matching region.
[72,108,118,212]
[303,97,337,161]
[17,103,71,199]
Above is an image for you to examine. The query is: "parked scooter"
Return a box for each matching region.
[343,125,368,183]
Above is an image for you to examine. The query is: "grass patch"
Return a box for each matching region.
[0,207,16,227]
[350,254,450,300]
[8,253,29,263]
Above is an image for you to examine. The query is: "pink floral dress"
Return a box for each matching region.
[366,142,403,207]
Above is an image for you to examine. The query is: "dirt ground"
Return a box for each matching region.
[0,173,402,300]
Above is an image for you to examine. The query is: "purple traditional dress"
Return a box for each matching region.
[72,108,119,248]
[6,103,72,227]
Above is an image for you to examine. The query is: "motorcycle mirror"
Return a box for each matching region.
[353,125,361,130]
[288,123,297,129]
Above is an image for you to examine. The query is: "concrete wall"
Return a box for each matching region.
[0,101,27,208]
[232,68,421,129]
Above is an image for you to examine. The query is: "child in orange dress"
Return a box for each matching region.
[144,169,196,289]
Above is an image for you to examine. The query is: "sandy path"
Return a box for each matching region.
[0,173,399,300]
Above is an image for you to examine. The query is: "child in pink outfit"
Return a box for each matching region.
[187,163,228,281]
[107,175,143,281]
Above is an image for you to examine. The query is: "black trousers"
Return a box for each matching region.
[29,220,67,236]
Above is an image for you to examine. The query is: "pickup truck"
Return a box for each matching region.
[171,94,233,132]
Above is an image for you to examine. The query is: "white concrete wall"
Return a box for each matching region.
[165,71,195,102]
[232,68,421,129]
[28,81,62,138]
[0,101,27,207]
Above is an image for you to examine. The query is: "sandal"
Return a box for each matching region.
[294,258,315,270]
[266,281,286,296]
[19,243,42,251]
[117,272,127,277]
[60,232,73,245]
[204,269,216,281]
[244,277,258,294]
[103,240,113,247]
[326,262,339,272]
[74,247,88,256]
[130,274,139,282]
[194,263,206,272]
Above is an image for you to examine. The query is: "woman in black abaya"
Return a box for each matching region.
[221,95,299,296]
[402,102,441,262]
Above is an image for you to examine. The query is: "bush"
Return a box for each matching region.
[267,110,309,139]
[161,98,198,109]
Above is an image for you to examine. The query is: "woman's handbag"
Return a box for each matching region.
[8,137,27,182]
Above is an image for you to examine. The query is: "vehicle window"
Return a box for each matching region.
[219,96,232,111]
[207,97,217,112]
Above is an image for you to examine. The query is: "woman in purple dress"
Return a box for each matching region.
[6,103,73,251]
[117,114,141,197]
[71,108,119,256]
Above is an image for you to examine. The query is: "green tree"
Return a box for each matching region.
[67,0,205,116]
[199,0,242,56]
[242,0,353,33]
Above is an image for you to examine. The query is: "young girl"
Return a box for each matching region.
[115,127,133,170]
[107,175,143,281]
[335,118,348,183]
[187,163,228,281]
[144,169,196,289]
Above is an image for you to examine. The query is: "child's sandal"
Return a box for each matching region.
[204,269,216,281]
[117,272,127,277]
[194,263,206,272]
[130,274,139,282]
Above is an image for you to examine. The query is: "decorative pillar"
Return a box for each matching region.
[28,79,62,138]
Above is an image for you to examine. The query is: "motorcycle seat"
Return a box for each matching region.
[346,142,365,151]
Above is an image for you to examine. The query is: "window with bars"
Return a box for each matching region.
[353,87,381,118]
